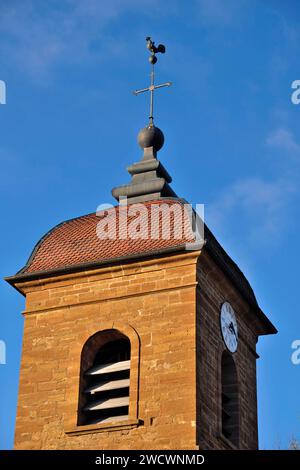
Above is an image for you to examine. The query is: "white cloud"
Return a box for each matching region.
[0,0,156,79]
[208,127,300,248]
[208,176,296,246]
[266,128,300,156]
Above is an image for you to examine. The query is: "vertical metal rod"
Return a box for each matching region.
[149,63,154,126]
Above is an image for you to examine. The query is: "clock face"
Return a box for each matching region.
[220,302,238,353]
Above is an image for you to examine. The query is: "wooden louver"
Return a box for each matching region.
[82,338,131,425]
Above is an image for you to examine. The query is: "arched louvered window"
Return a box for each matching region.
[221,351,239,447]
[78,329,131,426]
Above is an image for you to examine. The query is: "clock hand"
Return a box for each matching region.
[228,322,237,339]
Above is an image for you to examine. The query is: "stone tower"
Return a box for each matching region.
[6,39,276,450]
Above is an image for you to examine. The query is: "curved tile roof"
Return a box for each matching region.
[6,197,276,334]
[18,198,196,275]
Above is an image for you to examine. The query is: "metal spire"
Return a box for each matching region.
[112,37,176,203]
[133,37,172,127]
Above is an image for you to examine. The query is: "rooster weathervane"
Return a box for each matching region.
[133,37,172,127]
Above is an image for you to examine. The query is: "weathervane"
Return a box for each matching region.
[133,37,172,127]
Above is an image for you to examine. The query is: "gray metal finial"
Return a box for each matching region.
[133,37,172,127]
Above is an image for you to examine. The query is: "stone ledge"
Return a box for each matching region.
[15,250,201,295]
[65,418,140,436]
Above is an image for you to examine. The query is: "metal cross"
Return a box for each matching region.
[133,37,172,126]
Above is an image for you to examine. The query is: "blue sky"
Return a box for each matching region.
[0,0,299,450]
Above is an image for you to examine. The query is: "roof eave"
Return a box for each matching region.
[5,243,201,296]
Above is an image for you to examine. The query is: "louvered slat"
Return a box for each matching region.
[84,378,130,394]
[89,415,129,425]
[85,360,130,376]
[84,396,129,411]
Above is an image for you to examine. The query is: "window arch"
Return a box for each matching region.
[78,329,131,426]
[221,351,239,447]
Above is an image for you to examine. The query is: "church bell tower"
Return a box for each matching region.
[6,38,276,450]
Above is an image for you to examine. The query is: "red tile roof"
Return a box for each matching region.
[20,198,196,275]
[7,197,276,334]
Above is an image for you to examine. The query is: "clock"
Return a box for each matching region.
[220,302,238,353]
